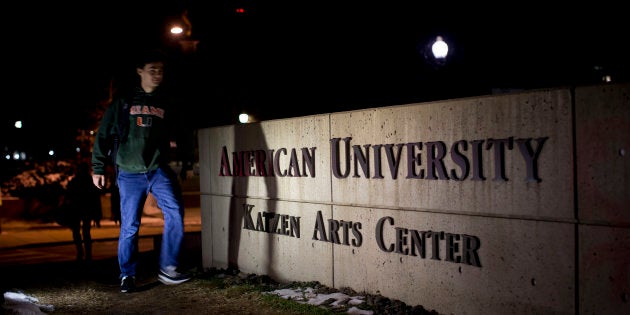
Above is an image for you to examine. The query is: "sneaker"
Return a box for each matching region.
[120,276,136,293]
[158,266,191,285]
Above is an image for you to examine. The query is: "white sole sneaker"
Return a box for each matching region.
[158,270,191,285]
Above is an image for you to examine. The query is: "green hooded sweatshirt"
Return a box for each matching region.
[92,86,181,176]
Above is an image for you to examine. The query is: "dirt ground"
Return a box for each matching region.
[1,252,308,314]
[2,251,439,314]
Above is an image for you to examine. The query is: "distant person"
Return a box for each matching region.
[64,162,103,261]
[91,49,194,293]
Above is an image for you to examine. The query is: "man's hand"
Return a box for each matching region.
[93,174,106,189]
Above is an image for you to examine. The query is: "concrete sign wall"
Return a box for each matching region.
[197,83,629,314]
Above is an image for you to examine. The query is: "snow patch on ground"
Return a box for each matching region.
[265,287,373,314]
[2,291,55,314]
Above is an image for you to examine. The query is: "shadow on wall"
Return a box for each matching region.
[228,123,278,274]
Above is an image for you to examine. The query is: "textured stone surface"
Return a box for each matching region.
[199,83,630,314]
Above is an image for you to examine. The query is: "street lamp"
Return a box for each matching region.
[238,113,249,124]
[170,26,184,35]
[169,10,198,55]
[431,36,448,59]
[420,34,451,69]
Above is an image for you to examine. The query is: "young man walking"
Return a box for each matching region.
[91,49,193,293]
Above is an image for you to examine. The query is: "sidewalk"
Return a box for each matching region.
[0,174,202,250]
[0,207,201,251]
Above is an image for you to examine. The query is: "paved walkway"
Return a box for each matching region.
[0,207,202,266]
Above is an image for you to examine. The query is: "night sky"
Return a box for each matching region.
[2,1,628,159]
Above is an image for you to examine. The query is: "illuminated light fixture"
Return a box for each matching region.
[170,26,184,35]
[14,121,22,129]
[432,36,448,59]
[239,113,249,124]
[236,8,245,14]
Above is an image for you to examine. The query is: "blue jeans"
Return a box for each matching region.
[116,167,185,278]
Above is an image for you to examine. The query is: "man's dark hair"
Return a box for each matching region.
[136,49,167,69]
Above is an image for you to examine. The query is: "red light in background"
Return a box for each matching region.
[235,8,245,14]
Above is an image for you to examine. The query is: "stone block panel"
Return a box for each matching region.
[329,90,574,219]
[579,224,630,315]
[575,83,630,225]
[331,205,575,314]
[198,115,332,203]
[201,195,334,286]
